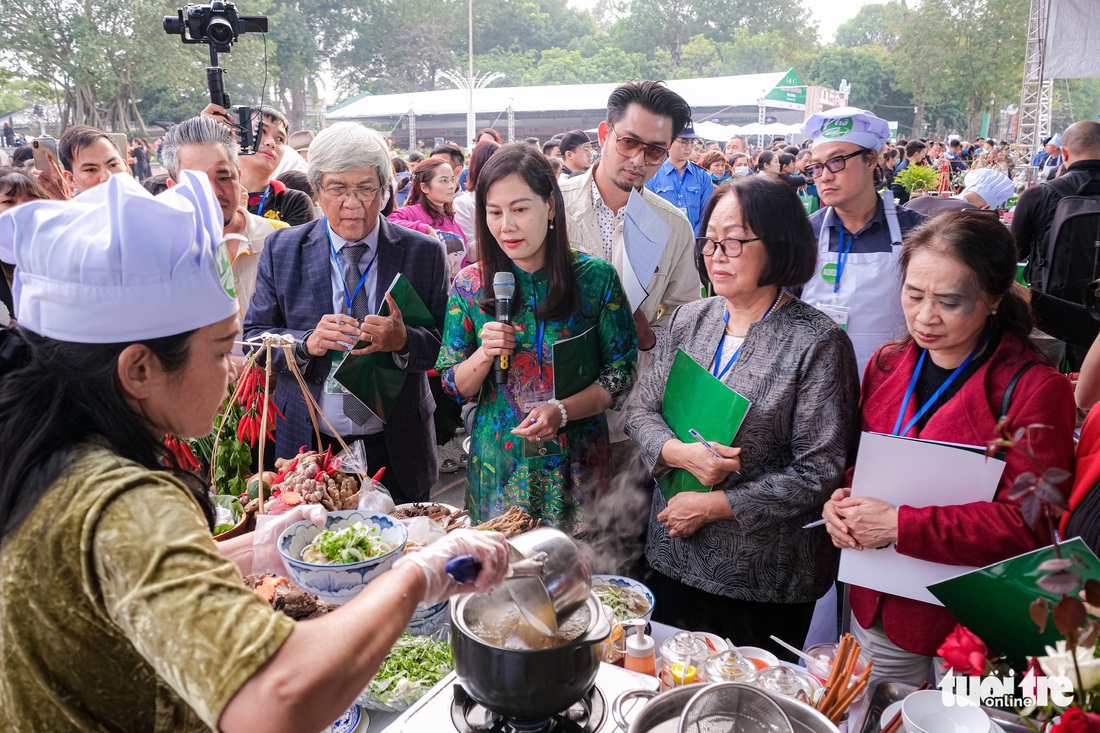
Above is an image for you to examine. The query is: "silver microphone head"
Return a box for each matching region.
[493,271,516,301]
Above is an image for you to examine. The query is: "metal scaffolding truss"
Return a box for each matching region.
[1018,0,1053,154]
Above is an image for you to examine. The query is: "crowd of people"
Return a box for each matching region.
[4,78,1100,730]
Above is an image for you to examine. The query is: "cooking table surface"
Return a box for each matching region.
[359,621,867,732]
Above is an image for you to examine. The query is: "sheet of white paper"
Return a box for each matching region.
[620,247,649,311]
[837,432,1007,605]
[623,188,671,288]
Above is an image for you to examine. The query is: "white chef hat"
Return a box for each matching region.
[962,169,1016,210]
[1049,133,1063,148]
[801,107,891,152]
[0,170,238,343]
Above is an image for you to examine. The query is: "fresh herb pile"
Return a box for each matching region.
[300,522,394,565]
[364,634,453,707]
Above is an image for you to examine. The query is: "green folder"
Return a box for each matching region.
[553,324,600,400]
[928,538,1100,668]
[655,348,752,500]
[333,273,435,423]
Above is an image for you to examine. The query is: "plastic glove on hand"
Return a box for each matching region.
[251,504,327,575]
[394,529,510,607]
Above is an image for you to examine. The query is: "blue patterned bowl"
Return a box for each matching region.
[406,600,449,636]
[591,574,655,623]
[278,510,407,604]
[321,703,362,733]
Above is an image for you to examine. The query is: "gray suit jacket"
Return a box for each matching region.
[244,217,448,498]
[625,297,860,603]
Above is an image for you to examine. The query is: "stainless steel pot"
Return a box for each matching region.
[450,590,611,720]
[611,684,840,733]
[505,527,591,635]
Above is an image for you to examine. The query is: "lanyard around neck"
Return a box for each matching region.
[256,184,271,216]
[833,225,855,294]
[892,337,987,437]
[325,219,377,315]
[712,292,782,380]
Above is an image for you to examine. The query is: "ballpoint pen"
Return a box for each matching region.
[688,428,726,460]
[802,518,828,529]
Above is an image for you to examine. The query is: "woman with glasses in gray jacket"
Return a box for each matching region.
[625,176,860,662]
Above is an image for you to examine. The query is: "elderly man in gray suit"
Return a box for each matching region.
[244,123,448,503]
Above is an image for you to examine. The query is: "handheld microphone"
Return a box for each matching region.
[492,271,516,385]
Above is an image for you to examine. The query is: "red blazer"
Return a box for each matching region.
[850,334,1076,656]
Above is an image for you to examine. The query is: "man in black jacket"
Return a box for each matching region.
[1014,121,1100,281]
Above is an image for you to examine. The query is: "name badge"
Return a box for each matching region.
[814,302,850,331]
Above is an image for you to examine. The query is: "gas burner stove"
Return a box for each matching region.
[383,663,659,733]
[450,683,606,733]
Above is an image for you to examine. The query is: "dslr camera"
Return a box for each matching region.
[164,1,269,154]
[164,1,267,54]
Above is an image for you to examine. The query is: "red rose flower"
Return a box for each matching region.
[937,625,990,676]
[1049,707,1100,733]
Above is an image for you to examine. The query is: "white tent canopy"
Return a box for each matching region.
[328,71,797,121]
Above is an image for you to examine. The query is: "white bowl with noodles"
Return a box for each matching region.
[277,510,407,605]
[591,574,655,624]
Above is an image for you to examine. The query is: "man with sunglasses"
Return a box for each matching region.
[799,107,927,378]
[645,120,714,232]
[559,79,701,502]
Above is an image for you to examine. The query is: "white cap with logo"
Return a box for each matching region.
[0,170,238,343]
[962,168,1016,210]
[801,107,891,152]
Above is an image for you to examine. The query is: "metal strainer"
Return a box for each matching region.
[678,682,795,733]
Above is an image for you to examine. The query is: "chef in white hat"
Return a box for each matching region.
[799,107,929,377]
[905,168,1016,218]
[0,172,509,732]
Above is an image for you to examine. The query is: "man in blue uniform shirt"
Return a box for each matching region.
[644,120,713,232]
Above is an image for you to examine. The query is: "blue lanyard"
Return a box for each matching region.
[833,226,855,295]
[712,293,782,380]
[670,166,688,207]
[256,184,271,216]
[530,289,546,370]
[325,220,377,314]
[892,338,987,437]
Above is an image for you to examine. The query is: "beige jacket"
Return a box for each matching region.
[560,163,700,443]
[230,211,278,353]
[559,163,700,331]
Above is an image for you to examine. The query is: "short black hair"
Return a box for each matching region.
[11,146,33,167]
[407,151,424,163]
[542,139,561,155]
[697,177,816,289]
[948,139,961,148]
[58,124,115,172]
[905,140,926,158]
[141,173,170,196]
[257,105,289,136]
[277,169,313,199]
[430,143,465,168]
[606,80,691,145]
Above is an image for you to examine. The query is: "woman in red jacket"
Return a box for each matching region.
[823,210,1076,685]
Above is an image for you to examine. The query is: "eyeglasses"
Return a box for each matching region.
[610,128,669,166]
[317,184,382,202]
[695,235,761,258]
[804,151,866,179]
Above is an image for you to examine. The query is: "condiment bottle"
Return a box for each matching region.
[623,620,656,677]
[599,605,625,666]
[659,630,708,691]
[702,649,758,683]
